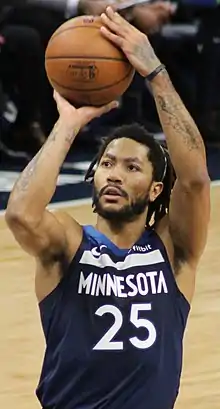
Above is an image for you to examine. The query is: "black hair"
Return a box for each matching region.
[85,123,175,228]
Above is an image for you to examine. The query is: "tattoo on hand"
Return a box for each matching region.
[132,38,159,72]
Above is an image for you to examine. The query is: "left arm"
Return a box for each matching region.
[100,7,210,268]
[151,70,210,266]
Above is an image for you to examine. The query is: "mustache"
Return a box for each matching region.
[99,185,128,199]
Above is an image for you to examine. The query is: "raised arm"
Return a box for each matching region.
[100,7,210,299]
[6,92,117,265]
[150,71,210,264]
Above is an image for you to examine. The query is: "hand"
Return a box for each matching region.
[53,91,118,129]
[100,6,161,77]
[133,1,176,34]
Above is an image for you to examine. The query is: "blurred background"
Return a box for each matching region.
[0,0,220,208]
[0,5,219,408]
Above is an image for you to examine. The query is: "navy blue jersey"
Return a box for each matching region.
[36,225,190,409]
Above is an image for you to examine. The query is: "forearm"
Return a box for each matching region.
[151,70,208,182]
[7,119,79,219]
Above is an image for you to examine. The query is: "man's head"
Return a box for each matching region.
[85,123,175,227]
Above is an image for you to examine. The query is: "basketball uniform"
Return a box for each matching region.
[36,225,190,409]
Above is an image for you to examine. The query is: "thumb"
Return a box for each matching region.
[53,90,67,108]
[95,100,119,117]
[79,100,119,125]
[53,90,61,102]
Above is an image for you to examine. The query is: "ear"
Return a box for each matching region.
[149,181,164,202]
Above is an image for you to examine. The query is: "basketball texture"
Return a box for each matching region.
[45,16,135,106]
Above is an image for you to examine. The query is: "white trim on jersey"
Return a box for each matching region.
[79,249,164,270]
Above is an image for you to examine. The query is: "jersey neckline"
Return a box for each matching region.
[84,225,150,254]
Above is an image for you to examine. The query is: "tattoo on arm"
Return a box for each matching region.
[15,153,40,193]
[14,123,78,194]
[155,73,203,152]
[49,121,78,146]
[65,129,78,145]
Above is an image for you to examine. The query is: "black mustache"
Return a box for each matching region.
[99,185,128,199]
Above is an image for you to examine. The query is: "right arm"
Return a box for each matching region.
[6,118,81,259]
[5,117,82,302]
[5,93,117,299]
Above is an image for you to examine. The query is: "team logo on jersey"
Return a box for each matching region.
[80,249,164,270]
[91,245,107,257]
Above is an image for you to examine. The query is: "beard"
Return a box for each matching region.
[92,185,150,223]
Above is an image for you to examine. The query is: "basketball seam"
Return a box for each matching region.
[49,67,134,92]
[50,25,103,41]
[46,56,129,63]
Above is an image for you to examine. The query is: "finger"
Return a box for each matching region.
[53,90,58,101]
[82,100,119,123]
[103,6,132,33]
[97,100,119,117]
[53,90,64,104]
[110,2,118,12]
[105,6,127,25]
[101,11,127,38]
[100,25,123,48]
[105,6,119,20]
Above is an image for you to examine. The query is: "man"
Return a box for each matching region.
[6,7,210,409]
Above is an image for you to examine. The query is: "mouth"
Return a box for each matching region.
[102,187,124,197]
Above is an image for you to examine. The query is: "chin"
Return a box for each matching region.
[100,196,126,210]
[100,201,124,212]
[95,200,137,223]
[102,203,124,213]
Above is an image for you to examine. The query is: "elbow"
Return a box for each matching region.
[5,208,27,229]
[180,170,210,190]
[5,206,36,231]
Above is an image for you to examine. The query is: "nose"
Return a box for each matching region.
[107,175,122,185]
[107,167,123,185]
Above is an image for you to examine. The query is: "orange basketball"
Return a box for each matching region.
[45,15,135,106]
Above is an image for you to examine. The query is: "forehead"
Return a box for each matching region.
[103,138,150,162]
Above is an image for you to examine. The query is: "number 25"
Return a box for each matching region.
[93,303,156,350]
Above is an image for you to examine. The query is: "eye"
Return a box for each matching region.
[100,160,112,168]
[127,164,140,172]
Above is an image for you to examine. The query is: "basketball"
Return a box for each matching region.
[45,15,135,106]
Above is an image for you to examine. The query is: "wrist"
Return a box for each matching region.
[57,117,81,135]
[140,54,161,78]
[145,63,166,82]
[149,68,170,87]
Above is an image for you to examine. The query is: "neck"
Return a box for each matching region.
[95,213,147,249]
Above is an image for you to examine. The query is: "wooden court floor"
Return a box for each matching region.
[0,186,219,409]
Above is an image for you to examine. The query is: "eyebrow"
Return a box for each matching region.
[103,153,143,164]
